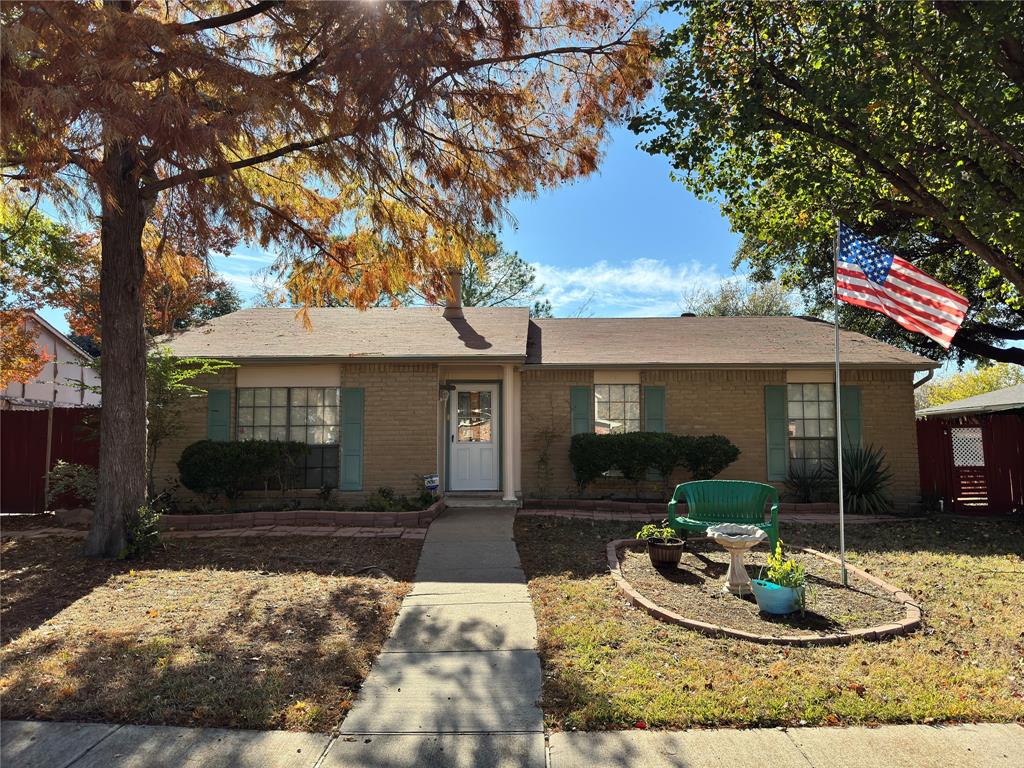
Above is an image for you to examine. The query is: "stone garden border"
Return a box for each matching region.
[606,539,923,647]
[53,499,445,531]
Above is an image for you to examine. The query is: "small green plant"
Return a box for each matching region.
[636,522,680,542]
[46,460,98,507]
[764,540,806,590]
[120,504,161,560]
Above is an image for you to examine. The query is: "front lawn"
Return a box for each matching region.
[0,535,421,731]
[516,517,1024,731]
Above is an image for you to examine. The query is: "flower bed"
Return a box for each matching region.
[608,538,922,646]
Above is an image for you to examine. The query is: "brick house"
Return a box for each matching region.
[157,302,936,508]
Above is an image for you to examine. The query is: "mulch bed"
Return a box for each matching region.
[0,535,421,731]
[619,540,907,638]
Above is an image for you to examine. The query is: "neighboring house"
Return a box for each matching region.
[157,296,936,508]
[1,312,101,513]
[917,384,1024,515]
[1,311,101,410]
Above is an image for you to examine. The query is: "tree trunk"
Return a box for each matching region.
[84,141,149,558]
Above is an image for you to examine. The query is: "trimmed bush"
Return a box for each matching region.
[177,440,309,502]
[569,431,740,494]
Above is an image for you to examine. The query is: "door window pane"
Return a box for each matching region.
[457,390,493,442]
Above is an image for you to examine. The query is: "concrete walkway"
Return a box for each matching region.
[321,505,545,767]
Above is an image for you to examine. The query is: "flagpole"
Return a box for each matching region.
[833,222,848,587]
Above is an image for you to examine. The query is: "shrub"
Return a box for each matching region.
[569,433,612,493]
[121,504,161,559]
[679,434,741,480]
[177,440,309,503]
[636,522,682,542]
[838,444,894,515]
[569,431,740,494]
[46,460,97,507]
[362,486,429,512]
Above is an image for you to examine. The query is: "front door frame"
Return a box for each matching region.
[445,380,503,493]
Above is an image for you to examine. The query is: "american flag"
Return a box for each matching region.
[836,223,968,348]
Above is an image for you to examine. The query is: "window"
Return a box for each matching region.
[457,390,493,442]
[787,383,836,472]
[594,384,640,434]
[236,387,341,488]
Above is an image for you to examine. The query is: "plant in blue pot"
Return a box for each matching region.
[752,541,806,615]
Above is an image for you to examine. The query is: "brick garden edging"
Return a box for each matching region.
[53,499,445,531]
[606,539,923,647]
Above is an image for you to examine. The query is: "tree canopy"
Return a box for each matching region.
[634,1,1023,365]
[681,277,795,317]
[2,0,653,555]
[916,363,1024,410]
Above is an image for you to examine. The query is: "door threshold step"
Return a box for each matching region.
[444,495,521,509]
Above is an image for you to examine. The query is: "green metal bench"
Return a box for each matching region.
[667,480,779,552]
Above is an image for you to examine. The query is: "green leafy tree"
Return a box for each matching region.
[916,363,1024,410]
[681,278,795,317]
[634,1,1024,365]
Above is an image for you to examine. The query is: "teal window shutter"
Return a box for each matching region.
[764,385,788,481]
[569,386,593,435]
[839,385,862,452]
[643,386,666,433]
[207,389,230,442]
[340,387,364,491]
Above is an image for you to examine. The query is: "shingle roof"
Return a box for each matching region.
[161,308,937,369]
[916,383,1024,417]
[525,316,936,369]
[159,307,531,361]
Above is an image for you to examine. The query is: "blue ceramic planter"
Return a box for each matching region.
[751,579,804,615]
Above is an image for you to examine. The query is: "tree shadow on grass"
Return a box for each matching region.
[0,576,403,731]
[1,535,420,645]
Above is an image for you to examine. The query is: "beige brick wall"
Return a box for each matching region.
[519,367,921,503]
[342,363,439,496]
[844,368,920,502]
[520,368,594,497]
[153,363,439,502]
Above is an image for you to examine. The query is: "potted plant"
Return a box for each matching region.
[752,541,806,614]
[636,522,686,568]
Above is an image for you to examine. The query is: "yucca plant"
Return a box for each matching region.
[784,461,835,503]
[839,444,894,515]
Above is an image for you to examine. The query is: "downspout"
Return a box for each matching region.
[913,370,934,389]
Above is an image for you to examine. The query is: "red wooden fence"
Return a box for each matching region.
[917,413,1024,516]
[1,407,100,514]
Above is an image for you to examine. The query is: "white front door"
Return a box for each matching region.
[449,383,500,491]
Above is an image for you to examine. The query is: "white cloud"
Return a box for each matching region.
[532,258,727,317]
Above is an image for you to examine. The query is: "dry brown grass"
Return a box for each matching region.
[0,535,420,731]
[516,516,1024,731]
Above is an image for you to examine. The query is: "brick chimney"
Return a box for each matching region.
[443,267,464,320]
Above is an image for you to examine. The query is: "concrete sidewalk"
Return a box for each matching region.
[4,719,1021,768]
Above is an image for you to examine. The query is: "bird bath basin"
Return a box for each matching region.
[705,524,768,595]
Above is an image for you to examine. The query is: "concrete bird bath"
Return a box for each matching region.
[706,523,768,595]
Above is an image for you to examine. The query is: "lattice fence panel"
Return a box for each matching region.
[951,427,985,467]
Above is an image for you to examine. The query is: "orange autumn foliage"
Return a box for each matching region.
[0,309,53,388]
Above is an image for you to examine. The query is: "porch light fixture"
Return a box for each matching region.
[439,383,456,402]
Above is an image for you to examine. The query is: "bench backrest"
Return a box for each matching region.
[675,480,778,523]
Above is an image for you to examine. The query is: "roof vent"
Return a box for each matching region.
[680,312,696,317]
[443,267,464,320]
